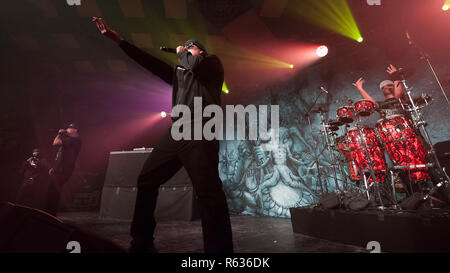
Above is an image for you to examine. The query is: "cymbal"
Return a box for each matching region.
[337,117,354,124]
[325,125,339,131]
[328,119,344,127]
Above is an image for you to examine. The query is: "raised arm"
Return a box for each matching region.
[119,41,173,84]
[176,48,223,77]
[177,50,204,71]
[92,17,173,85]
[352,77,379,108]
[386,64,406,99]
[52,129,65,146]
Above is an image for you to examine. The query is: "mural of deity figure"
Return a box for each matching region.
[219,122,332,217]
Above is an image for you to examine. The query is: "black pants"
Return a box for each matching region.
[130,128,233,253]
[16,176,50,211]
[45,172,71,216]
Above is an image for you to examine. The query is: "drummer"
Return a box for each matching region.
[352,64,406,112]
[352,65,429,196]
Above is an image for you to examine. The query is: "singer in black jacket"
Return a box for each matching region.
[120,42,223,113]
[93,17,233,253]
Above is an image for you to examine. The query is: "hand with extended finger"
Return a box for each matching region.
[352,77,365,90]
[92,17,122,44]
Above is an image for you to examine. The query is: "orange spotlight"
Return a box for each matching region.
[316,45,328,57]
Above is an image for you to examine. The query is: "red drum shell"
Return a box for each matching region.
[346,127,387,183]
[354,99,375,117]
[336,136,360,181]
[336,106,355,123]
[376,115,429,182]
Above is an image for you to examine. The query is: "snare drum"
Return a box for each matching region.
[336,106,355,123]
[354,99,375,117]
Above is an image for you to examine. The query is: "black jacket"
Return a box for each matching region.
[21,157,51,181]
[119,40,224,120]
[53,135,81,176]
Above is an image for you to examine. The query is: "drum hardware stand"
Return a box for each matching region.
[400,75,447,184]
[336,159,350,191]
[360,174,386,204]
[389,170,400,210]
[355,118,385,207]
[423,167,450,203]
[330,143,351,191]
[392,164,434,170]
[362,173,372,200]
[319,110,341,192]
[336,123,363,193]
[342,124,356,192]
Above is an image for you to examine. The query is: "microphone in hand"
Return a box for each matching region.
[160,46,177,53]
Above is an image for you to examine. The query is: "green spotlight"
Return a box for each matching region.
[293,0,363,43]
[357,37,363,43]
[222,81,230,94]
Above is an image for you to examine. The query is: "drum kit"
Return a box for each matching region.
[318,76,449,209]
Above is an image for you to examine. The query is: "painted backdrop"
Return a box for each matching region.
[218,49,450,218]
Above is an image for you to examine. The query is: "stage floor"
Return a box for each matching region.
[58,212,367,253]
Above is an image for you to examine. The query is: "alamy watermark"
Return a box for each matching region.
[66,0,81,6]
[170,97,279,142]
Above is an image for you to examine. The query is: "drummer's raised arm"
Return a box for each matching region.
[393,81,406,99]
[386,65,406,99]
[352,77,379,108]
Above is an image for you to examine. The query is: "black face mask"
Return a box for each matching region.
[184,40,207,55]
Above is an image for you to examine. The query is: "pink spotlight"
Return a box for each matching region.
[316,45,328,57]
[160,111,167,118]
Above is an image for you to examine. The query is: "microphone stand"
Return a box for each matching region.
[318,107,341,192]
[407,35,450,108]
[303,88,328,193]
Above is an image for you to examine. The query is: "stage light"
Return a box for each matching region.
[357,37,364,43]
[443,4,449,11]
[222,81,230,94]
[160,111,167,118]
[293,1,363,43]
[316,45,328,57]
[289,64,294,69]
